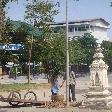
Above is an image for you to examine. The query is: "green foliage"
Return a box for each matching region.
[0,50,10,65]
[38,65,45,74]
[24,0,59,75]
[11,21,42,38]
[0,18,14,65]
[101,41,112,71]
[1,17,98,74]
[1,0,103,75]
[25,0,58,35]
[1,18,13,44]
[69,38,86,65]
[77,33,97,65]
[42,29,66,74]
[12,21,30,42]
[2,0,16,8]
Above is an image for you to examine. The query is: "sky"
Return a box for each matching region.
[6,0,112,39]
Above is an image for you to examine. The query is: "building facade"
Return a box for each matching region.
[51,18,110,43]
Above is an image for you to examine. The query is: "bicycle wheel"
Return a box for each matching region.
[24,91,37,105]
[8,91,21,106]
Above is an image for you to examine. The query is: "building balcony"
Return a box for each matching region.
[68,30,92,37]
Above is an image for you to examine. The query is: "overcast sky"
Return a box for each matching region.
[6,0,112,40]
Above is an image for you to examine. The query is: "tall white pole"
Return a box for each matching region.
[66,0,69,107]
[0,0,3,38]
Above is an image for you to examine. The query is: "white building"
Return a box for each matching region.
[51,18,110,43]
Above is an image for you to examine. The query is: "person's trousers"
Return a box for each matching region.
[69,84,76,102]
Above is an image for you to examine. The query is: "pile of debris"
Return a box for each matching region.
[45,94,65,108]
[45,101,65,108]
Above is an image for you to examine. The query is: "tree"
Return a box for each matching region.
[24,0,59,83]
[101,41,112,72]
[69,38,86,66]
[77,33,97,66]
[0,0,18,35]
[0,0,19,69]
[1,18,13,44]
[11,21,43,82]
[0,18,14,67]
[42,29,66,74]
[2,0,19,8]
[25,0,58,37]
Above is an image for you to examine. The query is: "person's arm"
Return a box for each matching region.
[60,79,65,88]
[72,71,76,85]
[60,74,66,88]
[74,79,76,85]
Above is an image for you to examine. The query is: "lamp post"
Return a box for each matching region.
[65,0,69,107]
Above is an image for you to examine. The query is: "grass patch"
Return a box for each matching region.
[0,83,49,92]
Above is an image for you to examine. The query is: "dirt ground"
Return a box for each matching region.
[0,74,112,112]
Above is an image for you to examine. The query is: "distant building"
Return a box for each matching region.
[50,18,110,43]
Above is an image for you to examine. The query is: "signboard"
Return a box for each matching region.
[5,62,19,68]
[0,44,23,50]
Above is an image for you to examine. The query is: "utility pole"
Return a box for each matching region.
[66,0,69,107]
[65,0,79,107]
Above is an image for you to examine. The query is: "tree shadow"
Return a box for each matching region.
[0,104,33,109]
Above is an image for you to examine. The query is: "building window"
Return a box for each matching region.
[69,27,74,32]
[75,27,78,31]
[77,27,82,31]
[90,26,93,30]
[81,26,87,31]
[86,25,89,30]
[76,25,90,31]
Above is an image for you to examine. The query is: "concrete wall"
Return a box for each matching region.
[91,27,109,43]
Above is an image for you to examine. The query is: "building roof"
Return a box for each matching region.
[50,18,110,26]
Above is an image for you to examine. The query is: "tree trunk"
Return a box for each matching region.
[28,48,31,84]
